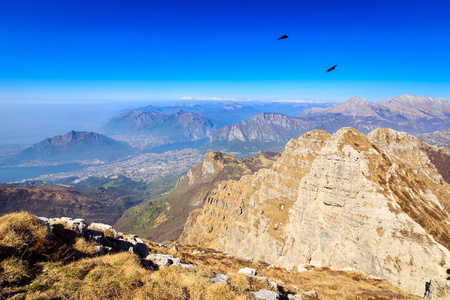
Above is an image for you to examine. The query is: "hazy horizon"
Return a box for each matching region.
[1,0,449,145]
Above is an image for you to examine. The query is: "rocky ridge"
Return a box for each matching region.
[181,127,450,297]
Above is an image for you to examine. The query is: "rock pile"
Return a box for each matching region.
[37,216,185,270]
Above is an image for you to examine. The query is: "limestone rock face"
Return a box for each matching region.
[180,127,450,297]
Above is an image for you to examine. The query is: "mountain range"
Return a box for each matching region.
[299,94,450,134]
[208,95,450,155]
[136,101,331,127]
[105,110,217,141]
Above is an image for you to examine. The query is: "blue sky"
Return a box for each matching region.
[1,0,449,103]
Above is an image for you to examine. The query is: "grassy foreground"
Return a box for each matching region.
[0,212,420,299]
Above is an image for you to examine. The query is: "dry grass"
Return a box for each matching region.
[205,282,237,300]
[146,243,421,300]
[228,273,251,293]
[0,212,423,299]
[73,237,98,256]
[0,258,30,286]
[263,266,420,300]
[0,211,49,249]
[21,252,255,300]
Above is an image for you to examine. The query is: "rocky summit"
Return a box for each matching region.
[180,127,450,297]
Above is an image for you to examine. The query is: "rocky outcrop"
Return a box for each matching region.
[36,216,199,272]
[180,127,450,297]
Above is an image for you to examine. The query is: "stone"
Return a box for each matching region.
[125,237,149,258]
[89,223,118,237]
[302,291,318,297]
[210,273,229,284]
[146,254,181,269]
[41,217,88,236]
[238,267,256,276]
[287,295,303,300]
[251,289,280,300]
[252,276,279,290]
[81,229,104,242]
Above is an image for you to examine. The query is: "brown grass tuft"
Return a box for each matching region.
[73,237,98,256]
[0,211,49,249]
[0,258,30,286]
[228,273,251,293]
[206,282,236,300]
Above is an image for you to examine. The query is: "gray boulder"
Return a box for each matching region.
[146,254,181,269]
[238,267,257,276]
[89,222,118,237]
[210,273,229,284]
[251,289,280,300]
[82,229,104,242]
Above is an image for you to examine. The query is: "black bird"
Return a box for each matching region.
[326,65,337,72]
[278,35,288,40]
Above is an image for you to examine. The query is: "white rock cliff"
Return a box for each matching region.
[180,127,450,297]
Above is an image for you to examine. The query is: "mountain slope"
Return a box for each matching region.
[106,110,217,141]
[181,127,450,296]
[13,131,131,163]
[208,113,314,155]
[418,129,450,148]
[115,151,280,242]
[379,94,450,119]
[0,184,124,224]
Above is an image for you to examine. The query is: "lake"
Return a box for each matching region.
[0,163,84,183]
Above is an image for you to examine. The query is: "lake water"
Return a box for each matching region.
[0,163,84,183]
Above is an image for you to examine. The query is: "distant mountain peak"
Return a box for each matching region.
[322,96,376,117]
[345,96,372,105]
[174,109,187,115]
[14,131,131,163]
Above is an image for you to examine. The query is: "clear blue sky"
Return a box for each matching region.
[1,0,449,103]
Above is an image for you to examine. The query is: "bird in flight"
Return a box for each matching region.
[326,65,337,72]
[278,35,288,40]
